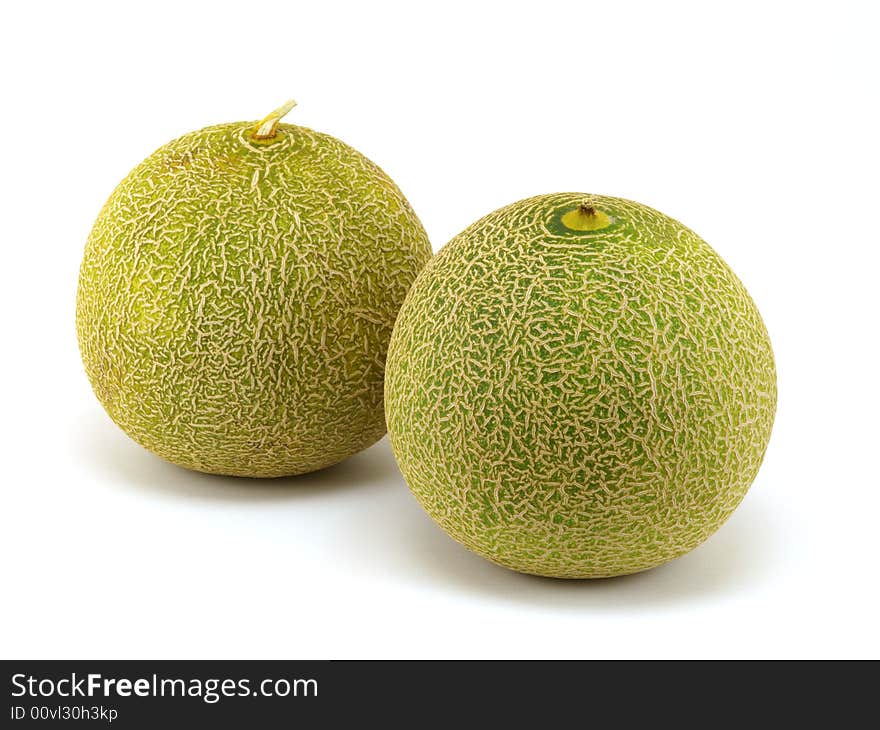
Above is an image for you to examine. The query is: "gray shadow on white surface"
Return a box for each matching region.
[74,409,398,503]
[336,442,782,610]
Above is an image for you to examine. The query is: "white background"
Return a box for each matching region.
[1,0,878,659]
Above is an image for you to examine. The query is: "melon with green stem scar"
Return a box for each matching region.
[77,101,432,477]
[385,193,776,578]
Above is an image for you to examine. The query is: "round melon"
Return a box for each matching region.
[77,102,432,477]
[385,193,776,578]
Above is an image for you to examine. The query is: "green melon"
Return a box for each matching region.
[385,193,776,578]
[77,102,432,477]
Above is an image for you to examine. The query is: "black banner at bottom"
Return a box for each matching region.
[2,659,872,726]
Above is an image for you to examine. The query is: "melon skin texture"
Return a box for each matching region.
[77,117,431,477]
[385,193,776,578]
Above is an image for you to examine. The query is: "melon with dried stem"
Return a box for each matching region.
[77,101,431,477]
